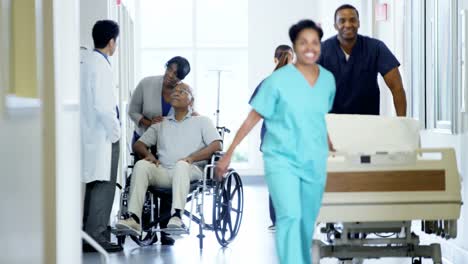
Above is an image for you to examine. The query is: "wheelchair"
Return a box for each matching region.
[112,127,244,249]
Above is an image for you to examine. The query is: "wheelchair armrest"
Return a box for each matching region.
[211,151,225,163]
[213,151,225,157]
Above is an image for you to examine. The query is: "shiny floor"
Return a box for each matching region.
[83,179,435,264]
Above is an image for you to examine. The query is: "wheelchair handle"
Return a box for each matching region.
[217,126,230,133]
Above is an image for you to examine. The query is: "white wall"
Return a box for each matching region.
[54,0,81,263]
[0,117,43,263]
[458,0,468,257]
[80,0,108,49]
[374,0,406,117]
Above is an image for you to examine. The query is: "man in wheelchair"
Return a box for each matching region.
[116,83,222,238]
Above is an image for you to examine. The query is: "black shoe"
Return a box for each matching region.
[100,241,123,253]
[83,241,123,253]
[160,232,175,246]
[82,242,97,253]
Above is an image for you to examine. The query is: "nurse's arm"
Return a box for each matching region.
[383,67,407,116]
[328,133,336,152]
[215,110,262,180]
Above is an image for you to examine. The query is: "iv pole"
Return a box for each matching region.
[208,69,231,139]
[209,69,230,127]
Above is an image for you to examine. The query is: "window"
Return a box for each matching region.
[405,0,425,121]
[426,0,458,132]
[406,0,458,133]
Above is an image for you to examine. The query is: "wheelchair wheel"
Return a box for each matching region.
[212,169,244,247]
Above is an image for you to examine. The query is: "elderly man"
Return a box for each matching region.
[116,83,222,235]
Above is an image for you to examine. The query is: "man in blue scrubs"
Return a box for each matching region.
[318,4,407,116]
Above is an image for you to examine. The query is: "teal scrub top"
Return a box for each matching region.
[250,64,336,182]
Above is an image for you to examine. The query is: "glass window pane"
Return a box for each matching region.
[140,0,193,48]
[435,0,453,124]
[196,0,248,47]
[138,49,194,88]
[194,50,249,163]
[410,0,424,120]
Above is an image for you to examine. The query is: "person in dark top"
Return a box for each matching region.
[249,44,293,232]
[318,4,407,116]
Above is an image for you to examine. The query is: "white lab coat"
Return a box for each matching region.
[80,50,121,183]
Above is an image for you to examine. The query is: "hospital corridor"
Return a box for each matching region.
[1,0,468,263]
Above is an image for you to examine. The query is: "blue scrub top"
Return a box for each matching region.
[250,64,335,180]
[249,80,266,150]
[318,35,400,115]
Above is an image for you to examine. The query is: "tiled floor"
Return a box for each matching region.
[83,181,439,264]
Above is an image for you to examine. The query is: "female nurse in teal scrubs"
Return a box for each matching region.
[216,19,336,264]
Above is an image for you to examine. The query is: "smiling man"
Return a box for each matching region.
[318,4,407,117]
[116,83,222,235]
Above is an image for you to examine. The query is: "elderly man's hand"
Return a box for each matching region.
[152,115,164,124]
[215,154,231,182]
[145,153,160,166]
[180,156,194,164]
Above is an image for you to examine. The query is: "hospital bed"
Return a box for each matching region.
[313,114,462,264]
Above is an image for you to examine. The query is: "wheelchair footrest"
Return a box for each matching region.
[161,227,189,236]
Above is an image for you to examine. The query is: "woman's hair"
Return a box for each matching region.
[273,45,292,71]
[166,56,191,80]
[288,19,323,44]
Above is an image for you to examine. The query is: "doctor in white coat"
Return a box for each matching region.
[81,20,122,253]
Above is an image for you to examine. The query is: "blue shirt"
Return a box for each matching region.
[250,64,335,180]
[161,96,172,117]
[318,35,400,115]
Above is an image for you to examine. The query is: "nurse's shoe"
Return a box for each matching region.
[116,218,141,237]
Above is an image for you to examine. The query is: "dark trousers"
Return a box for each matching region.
[83,141,120,242]
[269,194,276,225]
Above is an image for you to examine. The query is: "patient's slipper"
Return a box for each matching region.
[167,216,184,229]
[115,218,141,237]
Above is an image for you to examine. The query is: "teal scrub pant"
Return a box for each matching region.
[264,157,326,264]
